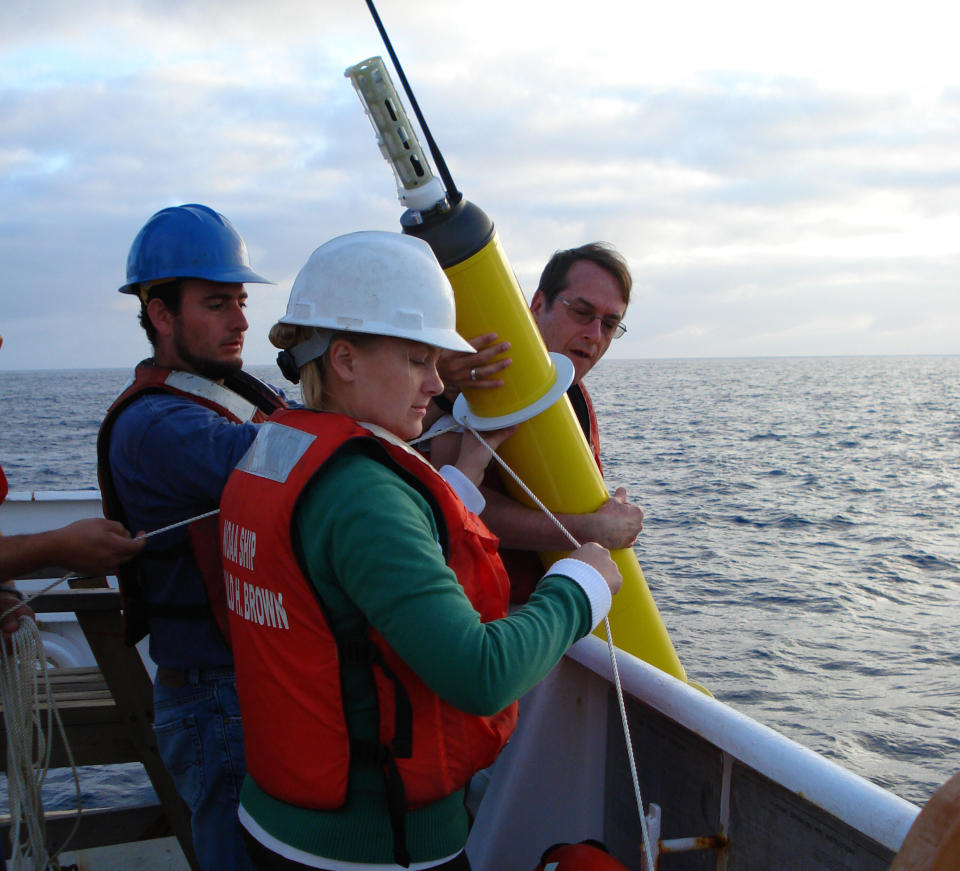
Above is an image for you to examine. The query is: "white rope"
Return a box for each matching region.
[407,422,462,446]
[0,575,74,626]
[0,616,81,870]
[461,422,657,871]
[136,508,219,542]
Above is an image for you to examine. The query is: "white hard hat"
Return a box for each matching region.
[279,231,473,354]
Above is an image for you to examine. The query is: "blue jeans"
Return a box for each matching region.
[153,667,254,871]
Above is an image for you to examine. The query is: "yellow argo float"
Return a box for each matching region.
[346,56,687,683]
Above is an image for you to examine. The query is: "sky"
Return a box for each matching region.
[2,0,959,371]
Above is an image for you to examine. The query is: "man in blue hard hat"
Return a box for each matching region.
[97,204,286,871]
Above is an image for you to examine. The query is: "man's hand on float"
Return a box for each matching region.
[579,487,644,550]
[438,333,512,396]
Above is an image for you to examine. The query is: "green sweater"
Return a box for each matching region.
[240,451,594,865]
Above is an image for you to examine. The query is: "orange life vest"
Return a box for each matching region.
[97,360,286,645]
[576,382,604,475]
[220,409,517,865]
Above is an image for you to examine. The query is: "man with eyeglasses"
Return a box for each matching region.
[434,242,644,603]
[528,243,629,471]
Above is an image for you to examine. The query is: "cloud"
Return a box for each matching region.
[1,0,959,369]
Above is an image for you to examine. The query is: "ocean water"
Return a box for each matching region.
[0,357,958,810]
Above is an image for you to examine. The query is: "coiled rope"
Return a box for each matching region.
[0,510,218,871]
[458,421,657,871]
[0,615,81,870]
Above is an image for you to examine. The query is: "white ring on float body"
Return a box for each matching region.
[452,352,575,431]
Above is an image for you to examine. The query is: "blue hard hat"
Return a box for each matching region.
[119,203,272,294]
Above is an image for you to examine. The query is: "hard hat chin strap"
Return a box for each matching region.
[278,329,333,384]
[290,329,333,368]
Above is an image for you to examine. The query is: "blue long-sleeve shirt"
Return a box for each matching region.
[108,391,262,668]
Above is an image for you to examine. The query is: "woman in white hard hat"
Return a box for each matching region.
[219,231,622,871]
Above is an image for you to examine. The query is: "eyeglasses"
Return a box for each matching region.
[556,297,627,339]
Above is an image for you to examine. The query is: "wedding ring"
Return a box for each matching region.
[470,368,478,381]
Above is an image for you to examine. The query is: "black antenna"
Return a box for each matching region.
[365,0,462,206]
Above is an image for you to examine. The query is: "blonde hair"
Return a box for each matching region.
[269,323,382,410]
[269,322,326,409]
